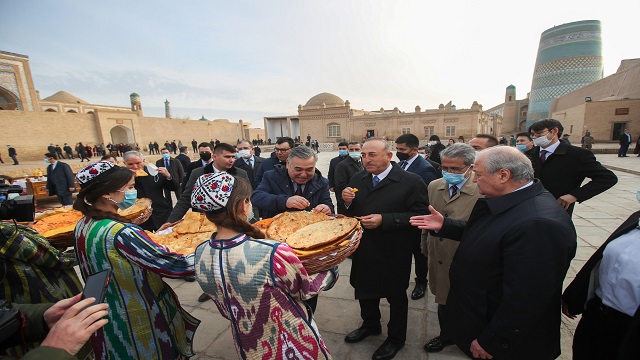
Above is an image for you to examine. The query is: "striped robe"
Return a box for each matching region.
[75,217,200,359]
[195,233,337,360]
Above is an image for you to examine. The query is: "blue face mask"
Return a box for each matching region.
[339,149,348,157]
[115,189,137,210]
[234,152,241,159]
[162,153,170,160]
[442,168,469,186]
[44,158,50,164]
[349,151,361,159]
[516,144,527,152]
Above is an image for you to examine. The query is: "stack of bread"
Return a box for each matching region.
[254,211,362,274]
[145,211,216,255]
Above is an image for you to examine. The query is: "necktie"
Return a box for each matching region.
[372,175,380,187]
[295,184,303,196]
[451,185,458,199]
[399,160,407,169]
[165,159,169,168]
[540,150,549,164]
[358,161,364,171]
[248,158,253,169]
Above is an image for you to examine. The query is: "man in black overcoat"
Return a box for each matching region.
[411,146,576,360]
[341,138,428,360]
[45,152,76,205]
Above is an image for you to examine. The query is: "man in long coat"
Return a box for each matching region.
[341,138,428,360]
[45,152,76,205]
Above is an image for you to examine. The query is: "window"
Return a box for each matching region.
[401,127,411,135]
[445,126,456,137]
[424,126,434,138]
[328,124,341,137]
[615,108,629,115]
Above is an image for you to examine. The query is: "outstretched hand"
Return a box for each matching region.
[409,205,445,231]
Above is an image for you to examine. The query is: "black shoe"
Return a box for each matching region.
[411,282,427,300]
[372,339,404,360]
[184,276,196,282]
[197,292,210,302]
[424,336,453,353]
[344,325,382,343]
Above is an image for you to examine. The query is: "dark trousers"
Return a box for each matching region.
[359,294,408,344]
[412,237,428,284]
[573,296,632,360]
[57,193,74,206]
[437,304,450,340]
[66,151,74,159]
[618,144,630,156]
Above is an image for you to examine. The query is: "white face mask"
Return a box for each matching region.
[238,149,251,159]
[418,153,426,158]
[533,132,554,148]
[146,163,159,176]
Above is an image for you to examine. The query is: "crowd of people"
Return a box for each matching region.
[1,118,639,360]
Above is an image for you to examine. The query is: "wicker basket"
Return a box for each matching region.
[297,226,362,274]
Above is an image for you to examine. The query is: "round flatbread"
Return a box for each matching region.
[119,198,152,219]
[266,211,330,241]
[285,217,359,250]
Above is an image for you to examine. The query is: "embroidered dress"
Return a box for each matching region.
[195,233,337,360]
[75,217,200,359]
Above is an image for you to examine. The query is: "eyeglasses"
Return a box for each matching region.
[274,147,291,153]
[441,165,470,174]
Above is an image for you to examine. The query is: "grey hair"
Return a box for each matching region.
[440,143,476,166]
[123,150,144,161]
[364,137,390,152]
[288,145,317,162]
[481,146,534,183]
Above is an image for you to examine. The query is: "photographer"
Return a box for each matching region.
[1,294,108,359]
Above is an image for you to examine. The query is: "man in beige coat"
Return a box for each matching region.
[420,143,482,353]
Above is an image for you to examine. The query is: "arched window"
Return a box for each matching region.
[45,108,57,112]
[327,123,341,137]
[66,109,78,113]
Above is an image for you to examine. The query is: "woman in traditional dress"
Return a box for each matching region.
[73,161,200,359]
[191,172,338,360]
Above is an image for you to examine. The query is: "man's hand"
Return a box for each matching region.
[157,167,171,178]
[69,187,76,193]
[286,196,310,210]
[360,214,382,229]
[41,295,109,356]
[470,339,493,359]
[557,194,577,210]
[342,187,356,205]
[561,301,576,319]
[330,187,334,192]
[409,205,444,231]
[313,204,332,214]
[158,222,172,231]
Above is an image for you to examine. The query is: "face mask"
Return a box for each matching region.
[516,144,527,152]
[233,152,241,159]
[162,153,170,160]
[442,168,469,186]
[418,153,426,159]
[146,163,159,176]
[338,149,348,157]
[428,141,436,146]
[396,152,410,161]
[44,158,50,164]
[533,133,554,148]
[238,149,251,159]
[115,190,137,210]
[349,151,361,159]
[200,152,212,161]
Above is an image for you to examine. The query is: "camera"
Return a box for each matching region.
[0,184,35,222]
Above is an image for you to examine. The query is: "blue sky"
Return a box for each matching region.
[4,0,639,127]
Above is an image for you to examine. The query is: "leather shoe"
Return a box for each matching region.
[184,276,196,282]
[423,336,453,352]
[197,292,210,302]
[411,282,427,300]
[372,339,404,360]
[344,326,382,343]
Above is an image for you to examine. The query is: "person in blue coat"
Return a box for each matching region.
[45,153,76,205]
[252,145,334,219]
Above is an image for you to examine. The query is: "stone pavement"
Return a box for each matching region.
[3,150,639,359]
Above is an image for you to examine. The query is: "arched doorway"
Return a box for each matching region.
[110,125,134,144]
[0,86,21,110]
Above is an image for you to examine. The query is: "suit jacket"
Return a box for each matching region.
[167,164,249,223]
[429,142,446,164]
[251,167,333,219]
[562,210,640,360]
[404,154,438,185]
[234,155,263,189]
[422,176,481,304]
[175,154,191,175]
[526,141,617,214]
[438,180,576,359]
[333,156,364,212]
[134,167,179,231]
[427,158,443,178]
[183,159,207,191]
[46,161,75,197]
[342,164,428,299]
[156,157,185,185]
[619,133,632,146]
[328,155,347,189]
[254,154,285,186]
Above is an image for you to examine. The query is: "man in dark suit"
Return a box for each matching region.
[156,147,185,205]
[54,145,65,159]
[417,146,442,178]
[334,141,364,213]
[63,143,74,159]
[411,146,576,360]
[183,142,214,191]
[341,138,428,360]
[328,142,349,191]
[428,135,446,164]
[175,146,191,175]
[618,128,632,157]
[254,137,293,186]
[395,134,437,301]
[44,152,76,205]
[562,209,640,360]
[47,144,56,154]
[527,119,618,216]
[234,140,263,189]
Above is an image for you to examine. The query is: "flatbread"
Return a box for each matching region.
[174,211,204,234]
[285,217,359,250]
[266,211,330,241]
[32,211,84,237]
[119,198,152,219]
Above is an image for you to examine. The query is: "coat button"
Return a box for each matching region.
[444,214,449,217]
[438,260,443,264]
[502,343,509,349]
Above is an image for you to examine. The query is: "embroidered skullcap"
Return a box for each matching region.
[191,172,236,212]
[75,161,118,188]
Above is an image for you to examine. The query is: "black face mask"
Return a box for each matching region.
[200,152,212,161]
[396,151,410,161]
